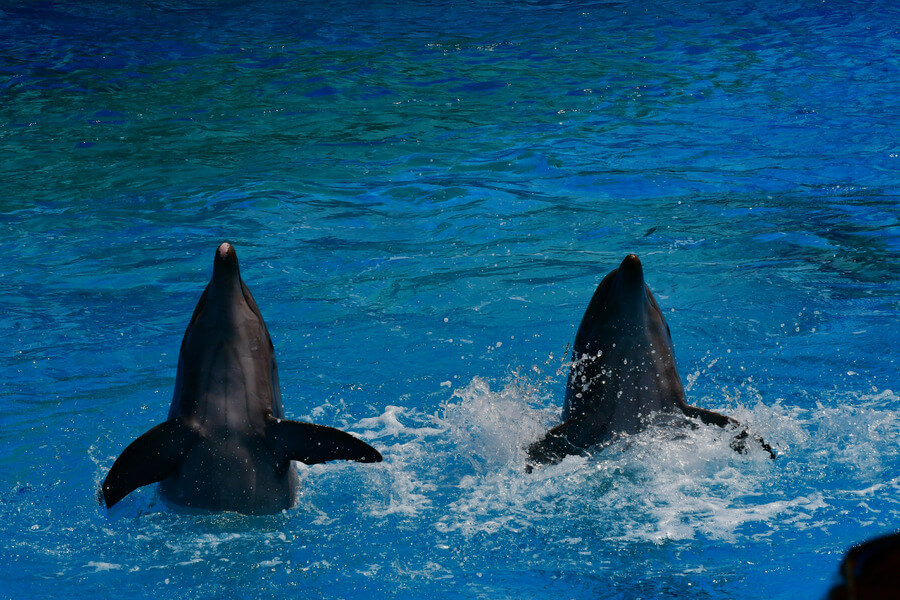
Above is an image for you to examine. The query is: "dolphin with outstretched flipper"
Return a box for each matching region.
[101,243,382,514]
[527,254,774,466]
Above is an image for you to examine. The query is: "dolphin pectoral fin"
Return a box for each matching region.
[680,404,736,428]
[729,428,777,460]
[526,419,595,468]
[101,418,196,509]
[268,420,382,465]
[682,404,776,460]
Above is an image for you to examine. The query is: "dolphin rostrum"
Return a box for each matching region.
[527,254,774,465]
[102,243,382,514]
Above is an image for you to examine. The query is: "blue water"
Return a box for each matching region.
[2,0,898,597]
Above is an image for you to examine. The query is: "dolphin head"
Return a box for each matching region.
[201,242,267,324]
[600,253,651,326]
[169,242,281,423]
[208,242,245,307]
[562,253,686,425]
[572,254,664,346]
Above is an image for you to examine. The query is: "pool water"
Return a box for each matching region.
[2,1,898,598]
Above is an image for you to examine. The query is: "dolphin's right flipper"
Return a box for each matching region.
[102,418,197,509]
[268,420,382,465]
[682,404,776,459]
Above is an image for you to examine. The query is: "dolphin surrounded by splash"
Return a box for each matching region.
[101,243,382,514]
[527,254,774,466]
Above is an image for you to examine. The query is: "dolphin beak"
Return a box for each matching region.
[618,253,645,290]
[212,242,241,288]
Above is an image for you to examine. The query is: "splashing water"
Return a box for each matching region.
[2,0,898,598]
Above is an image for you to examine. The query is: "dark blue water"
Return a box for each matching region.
[2,1,898,598]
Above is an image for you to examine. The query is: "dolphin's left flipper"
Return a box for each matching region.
[526,417,605,468]
[682,404,776,459]
[526,424,580,467]
[268,420,383,465]
[102,417,197,509]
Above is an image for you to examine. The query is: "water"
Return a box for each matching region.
[2,0,898,597]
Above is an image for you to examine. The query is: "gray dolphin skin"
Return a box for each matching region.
[829,531,900,600]
[527,253,774,465]
[102,243,382,514]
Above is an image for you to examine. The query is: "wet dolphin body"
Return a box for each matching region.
[527,254,774,465]
[102,243,382,514]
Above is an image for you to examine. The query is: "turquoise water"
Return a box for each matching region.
[2,0,898,597]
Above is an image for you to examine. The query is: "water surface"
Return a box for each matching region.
[2,1,898,598]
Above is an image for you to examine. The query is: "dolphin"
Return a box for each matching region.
[829,531,900,600]
[527,253,774,465]
[101,243,382,514]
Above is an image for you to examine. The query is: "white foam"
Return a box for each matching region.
[348,376,900,546]
[356,405,443,440]
[440,376,549,469]
[85,561,121,572]
[89,375,899,553]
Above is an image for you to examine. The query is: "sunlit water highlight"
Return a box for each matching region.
[2,1,898,598]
